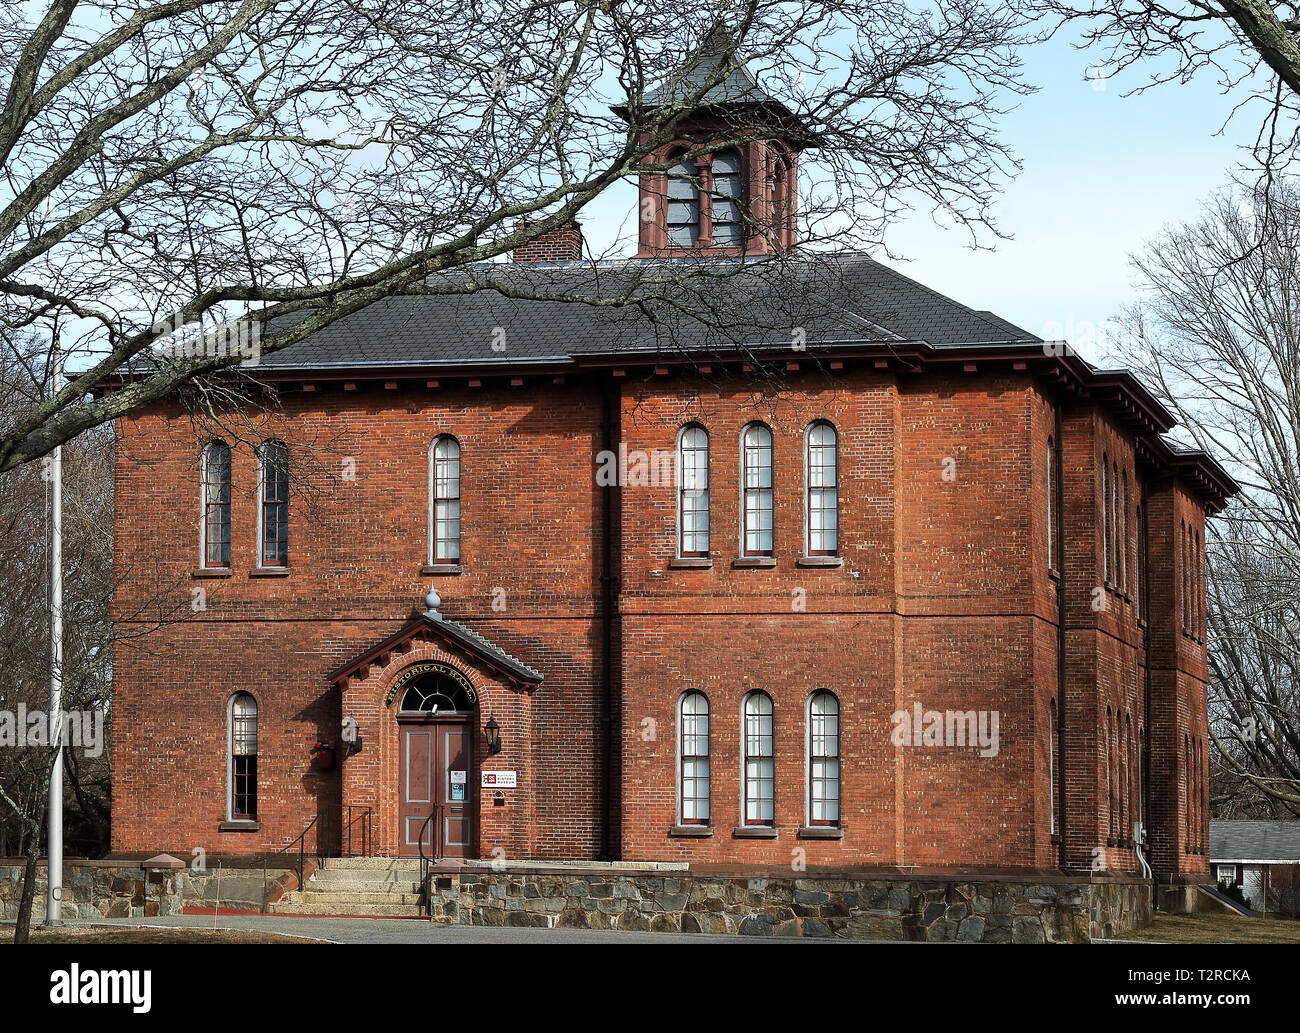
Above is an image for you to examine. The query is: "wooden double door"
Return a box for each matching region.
[398,719,473,857]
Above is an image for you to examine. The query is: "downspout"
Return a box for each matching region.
[1055,405,1068,873]
[599,379,618,861]
[1140,478,1156,905]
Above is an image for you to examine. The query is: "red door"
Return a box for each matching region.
[398,720,473,857]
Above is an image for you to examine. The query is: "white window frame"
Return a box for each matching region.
[805,690,841,828]
[200,440,231,570]
[227,692,258,823]
[676,423,710,558]
[428,435,462,565]
[739,422,774,557]
[256,439,289,569]
[803,420,839,557]
[677,691,711,826]
[740,691,775,827]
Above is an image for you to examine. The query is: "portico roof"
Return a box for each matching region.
[327,611,543,690]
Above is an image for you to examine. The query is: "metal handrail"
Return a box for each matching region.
[259,803,374,913]
[417,804,444,917]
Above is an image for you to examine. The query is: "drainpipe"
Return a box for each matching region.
[599,379,618,861]
[1055,406,1068,873]
[1140,477,1157,907]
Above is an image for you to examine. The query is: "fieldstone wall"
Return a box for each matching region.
[425,872,1152,942]
[0,861,295,920]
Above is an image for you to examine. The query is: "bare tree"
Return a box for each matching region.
[1112,183,1300,816]
[0,1,1037,473]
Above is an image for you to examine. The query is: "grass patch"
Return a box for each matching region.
[1125,912,1300,944]
[4,926,316,945]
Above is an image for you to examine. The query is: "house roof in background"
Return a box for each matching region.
[1210,820,1300,863]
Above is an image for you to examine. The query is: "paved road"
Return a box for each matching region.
[64,914,842,944]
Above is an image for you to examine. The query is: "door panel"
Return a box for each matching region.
[442,726,471,855]
[397,720,474,857]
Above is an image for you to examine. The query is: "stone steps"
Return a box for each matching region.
[265,856,429,917]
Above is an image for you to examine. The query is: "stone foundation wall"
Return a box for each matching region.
[0,861,295,920]
[426,871,1152,942]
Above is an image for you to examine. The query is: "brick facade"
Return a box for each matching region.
[109,363,1225,884]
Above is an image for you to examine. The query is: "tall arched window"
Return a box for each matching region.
[258,439,289,567]
[1104,709,1114,838]
[710,149,743,246]
[1195,529,1204,639]
[1136,502,1145,621]
[805,421,839,556]
[229,693,258,821]
[1048,698,1057,836]
[742,691,775,826]
[1112,460,1122,591]
[666,151,700,246]
[201,441,231,569]
[741,423,773,556]
[1101,456,1110,584]
[678,424,710,558]
[1120,468,1128,593]
[1046,435,1055,571]
[430,436,461,564]
[1180,521,1189,631]
[679,692,711,826]
[807,691,840,828]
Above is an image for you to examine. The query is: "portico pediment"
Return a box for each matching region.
[326,611,543,692]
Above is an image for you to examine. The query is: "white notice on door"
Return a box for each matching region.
[450,770,466,785]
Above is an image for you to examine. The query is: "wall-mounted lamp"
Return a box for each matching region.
[485,714,503,755]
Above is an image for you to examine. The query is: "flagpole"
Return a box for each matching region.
[44,335,64,926]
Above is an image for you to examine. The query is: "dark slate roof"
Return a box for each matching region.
[421,612,543,685]
[255,254,1040,371]
[1210,820,1300,862]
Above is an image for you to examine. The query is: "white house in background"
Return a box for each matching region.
[1209,820,1300,912]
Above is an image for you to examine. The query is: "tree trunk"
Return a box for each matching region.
[12,840,40,944]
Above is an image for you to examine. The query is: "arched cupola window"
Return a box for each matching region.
[709,149,743,246]
[666,151,701,246]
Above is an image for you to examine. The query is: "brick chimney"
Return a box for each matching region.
[511,221,584,263]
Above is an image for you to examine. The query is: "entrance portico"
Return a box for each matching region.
[327,591,544,859]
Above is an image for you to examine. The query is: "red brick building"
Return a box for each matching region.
[107,50,1236,890]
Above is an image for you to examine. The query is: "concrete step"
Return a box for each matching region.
[310,871,421,889]
[269,900,425,917]
[289,890,424,906]
[319,857,425,870]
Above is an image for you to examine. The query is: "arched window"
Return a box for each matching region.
[1104,709,1114,838]
[1195,529,1204,639]
[807,691,840,828]
[1113,460,1122,591]
[1120,468,1128,593]
[1046,435,1055,571]
[678,692,711,826]
[678,424,710,558]
[399,674,473,714]
[258,439,289,567]
[1136,502,1145,622]
[1180,521,1188,632]
[430,436,461,564]
[229,693,258,821]
[201,441,231,569]
[666,150,700,246]
[805,421,839,556]
[741,423,773,556]
[1048,698,1057,836]
[742,691,775,826]
[710,149,743,246]
[1101,456,1110,584]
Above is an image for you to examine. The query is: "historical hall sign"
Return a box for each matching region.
[383,661,477,708]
